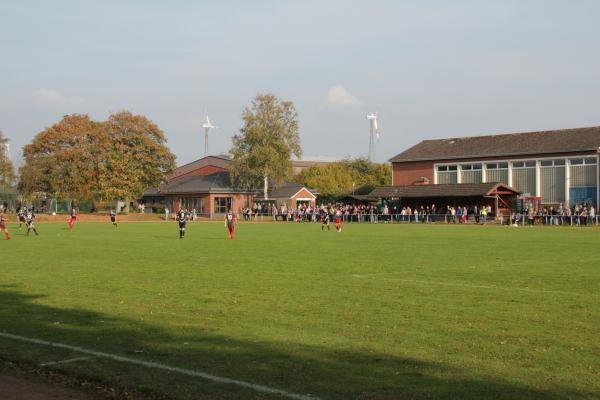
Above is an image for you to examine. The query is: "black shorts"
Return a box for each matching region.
[178,221,186,229]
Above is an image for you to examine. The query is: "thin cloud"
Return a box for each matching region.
[32,88,85,109]
[325,85,362,110]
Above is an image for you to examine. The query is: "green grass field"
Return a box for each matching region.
[0,221,598,399]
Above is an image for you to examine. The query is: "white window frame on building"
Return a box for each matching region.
[433,155,599,207]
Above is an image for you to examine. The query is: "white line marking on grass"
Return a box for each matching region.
[351,274,598,297]
[40,356,92,367]
[0,332,319,400]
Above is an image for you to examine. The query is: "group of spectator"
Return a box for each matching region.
[176,200,599,227]
[513,202,597,226]
[241,202,498,224]
[243,203,319,222]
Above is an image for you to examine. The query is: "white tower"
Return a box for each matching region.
[367,112,379,162]
[202,114,216,156]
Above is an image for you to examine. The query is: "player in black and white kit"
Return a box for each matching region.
[177,209,187,239]
[17,207,26,229]
[320,207,330,231]
[26,209,39,236]
[109,210,118,227]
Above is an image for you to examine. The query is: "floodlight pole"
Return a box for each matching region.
[204,126,209,156]
[368,126,375,162]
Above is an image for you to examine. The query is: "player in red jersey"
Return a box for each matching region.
[225,210,236,239]
[1,210,10,240]
[68,207,78,230]
[334,207,343,233]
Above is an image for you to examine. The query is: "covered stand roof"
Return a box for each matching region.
[370,183,520,199]
[389,126,600,163]
[335,194,373,203]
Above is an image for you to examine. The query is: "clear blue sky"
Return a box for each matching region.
[1,1,600,165]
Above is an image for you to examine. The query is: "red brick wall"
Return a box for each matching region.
[393,161,434,186]
[207,193,253,215]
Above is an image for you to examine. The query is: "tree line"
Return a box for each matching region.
[0,94,390,210]
[295,158,391,200]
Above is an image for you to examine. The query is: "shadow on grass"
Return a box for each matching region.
[0,284,591,400]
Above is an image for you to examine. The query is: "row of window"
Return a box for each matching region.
[512,161,536,169]
[179,197,232,214]
[437,158,597,172]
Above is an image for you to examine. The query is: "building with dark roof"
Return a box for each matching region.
[255,183,316,210]
[389,126,600,207]
[142,169,256,216]
[142,156,318,216]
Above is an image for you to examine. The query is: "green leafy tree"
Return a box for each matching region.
[296,158,391,199]
[229,93,302,199]
[0,131,16,191]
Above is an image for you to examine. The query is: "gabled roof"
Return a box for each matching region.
[255,183,316,200]
[159,172,255,195]
[170,155,231,179]
[389,126,600,163]
[272,183,316,199]
[370,183,520,198]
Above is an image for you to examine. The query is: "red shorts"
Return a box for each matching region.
[335,218,341,224]
[1,223,6,230]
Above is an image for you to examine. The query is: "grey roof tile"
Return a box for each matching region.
[390,126,600,162]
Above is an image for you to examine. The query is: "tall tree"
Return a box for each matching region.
[18,112,176,210]
[19,114,107,200]
[102,111,176,211]
[229,93,302,199]
[0,131,16,191]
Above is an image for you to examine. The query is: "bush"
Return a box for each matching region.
[152,206,165,214]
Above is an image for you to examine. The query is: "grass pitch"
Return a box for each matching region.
[0,221,598,399]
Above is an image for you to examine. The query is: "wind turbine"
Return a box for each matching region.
[202,114,216,156]
[367,112,380,162]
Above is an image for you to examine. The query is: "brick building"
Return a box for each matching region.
[389,126,600,207]
[142,155,319,216]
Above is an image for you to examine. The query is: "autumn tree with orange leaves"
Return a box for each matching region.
[19,112,176,210]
